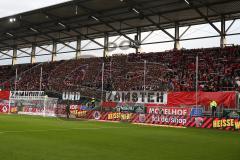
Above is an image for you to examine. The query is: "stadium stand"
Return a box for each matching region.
[1,46,239,95]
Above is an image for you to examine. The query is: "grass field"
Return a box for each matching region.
[0,114,239,160]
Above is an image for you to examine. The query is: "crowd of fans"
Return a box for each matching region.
[0,46,239,98]
[126,46,240,92]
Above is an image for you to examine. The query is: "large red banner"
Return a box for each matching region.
[166,91,236,108]
[198,92,236,109]
[106,91,237,109]
[0,91,10,100]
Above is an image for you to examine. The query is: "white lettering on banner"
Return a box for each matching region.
[106,91,167,104]
[62,92,80,101]
[147,107,189,116]
[148,108,163,114]
[10,91,45,99]
[152,115,187,125]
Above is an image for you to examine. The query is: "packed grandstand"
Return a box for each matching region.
[0,46,240,94]
[1,1,240,160]
[0,0,239,130]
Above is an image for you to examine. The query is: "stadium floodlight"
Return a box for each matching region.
[29,27,38,33]
[132,8,140,14]
[6,32,14,37]
[9,17,16,23]
[184,0,190,5]
[90,16,99,21]
[75,5,78,15]
[58,22,66,28]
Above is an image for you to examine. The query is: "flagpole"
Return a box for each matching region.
[110,58,112,81]
[15,68,17,91]
[101,62,104,102]
[40,66,43,91]
[196,55,199,109]
[144,60,146,91]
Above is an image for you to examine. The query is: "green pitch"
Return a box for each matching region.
[0,115,239,160]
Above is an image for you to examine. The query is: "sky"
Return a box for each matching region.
[0,0,239,65]
[0,0,71,18]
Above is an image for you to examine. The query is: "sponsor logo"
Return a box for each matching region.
[213,119,240,129]
[120,113,132,120]
[10,107,18,113]
[228,111,239,118]
[76,111,87,118]
[147,107,189,116]
[235,121,240,129]
[93,111,101,120]
[190,108,203,117]
[116,105,134,112]
[139,114,146,123]
[135,106,145,113]
[152,115,187,125]
[2,105,8,113]
[108,113,121,120]
[195,117,204,127]
[107,112,132,120]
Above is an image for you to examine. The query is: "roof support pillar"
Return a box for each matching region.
[174,23,180,50]
[76,36,81,60]
[12,47,17,65]
[220,16,226,48]
[135,27,141,53]
[31,44,36,64]
[103,33,109,58]
[52,41,57,62]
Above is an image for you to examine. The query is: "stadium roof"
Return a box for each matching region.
[0,0,240,51]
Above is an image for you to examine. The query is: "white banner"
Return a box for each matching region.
[10,91,45,100]
[62,92,80,101]
[106,91,167,104]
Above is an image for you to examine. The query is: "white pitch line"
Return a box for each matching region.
[132,123,187,128]
[0,126,127,134]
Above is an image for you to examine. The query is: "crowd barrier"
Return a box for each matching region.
[75,110,240,131]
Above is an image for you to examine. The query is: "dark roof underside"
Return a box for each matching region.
[0,0,240,50]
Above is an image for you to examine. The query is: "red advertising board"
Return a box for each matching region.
[0,103,9,113]
[0,101,17,113]
[75,111,240,131]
